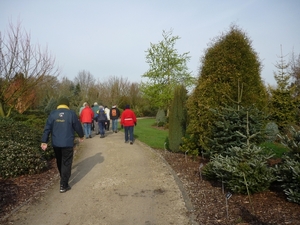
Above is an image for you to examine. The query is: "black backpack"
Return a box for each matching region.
[97,109,107,121]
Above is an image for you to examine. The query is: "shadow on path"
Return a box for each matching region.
[69,152,104,186]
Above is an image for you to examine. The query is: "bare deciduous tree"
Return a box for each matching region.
[74,70,95,101]
[0,20,59,117]
[96,76,133,108]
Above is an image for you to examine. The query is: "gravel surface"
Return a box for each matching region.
[1,130,197,225]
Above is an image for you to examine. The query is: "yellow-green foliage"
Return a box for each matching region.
[268,52,298,131]
[184,25,267,154]
[168,85,187,152]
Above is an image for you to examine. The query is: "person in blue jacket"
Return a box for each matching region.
[41,97,84,193]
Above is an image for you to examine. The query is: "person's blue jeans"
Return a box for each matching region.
[111,119,118,132]
[98,121,106,136]
[83,123,92,138]
[124,126,134,142]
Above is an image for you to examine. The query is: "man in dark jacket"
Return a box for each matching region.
[41,97,84,193]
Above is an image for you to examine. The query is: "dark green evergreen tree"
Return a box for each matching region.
[206,104,266,157]
[203,111,275,195]
[168,85,187,152]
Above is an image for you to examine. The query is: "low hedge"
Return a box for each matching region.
[0,117,54,179]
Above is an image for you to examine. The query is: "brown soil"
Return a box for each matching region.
[1,150,300,225]
[160,151,300,225]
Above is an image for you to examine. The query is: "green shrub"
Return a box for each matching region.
[181,134,201,157]
[0,117,54,178]
[0,141,48,178]
[275,154,300,204]
[156,109,166,126]
[203,144,275,194]
[276,126,300,204]
[278,126,300,154]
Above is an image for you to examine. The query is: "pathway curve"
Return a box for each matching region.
[5,130,197,225]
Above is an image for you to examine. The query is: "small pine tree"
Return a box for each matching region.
[269,46,297,131]
[168,85,187,152]
[203,144,275,194]
[206,104,266,157]
[203,113,275,194]
[205,80,266,158]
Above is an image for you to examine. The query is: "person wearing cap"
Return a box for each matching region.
[120,104,137,144]
[41,97,84,193]
[92,102,100,134]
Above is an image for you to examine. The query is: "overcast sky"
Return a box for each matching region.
[1,0,300,86]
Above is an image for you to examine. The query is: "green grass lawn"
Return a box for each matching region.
[120,118,289,156]
[131,118,168,149]
[260,141,289,158]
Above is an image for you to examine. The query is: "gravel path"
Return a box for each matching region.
[6,130,197,225]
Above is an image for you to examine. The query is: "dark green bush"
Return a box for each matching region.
[206,105,266,158]
[0,141,48,178]
[0,116,54,179]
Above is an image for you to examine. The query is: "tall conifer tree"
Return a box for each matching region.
[168,85,187,152]
[183,25,267,155]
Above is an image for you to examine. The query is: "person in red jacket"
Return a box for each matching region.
[80,102,94,139]
[120,104,137,144]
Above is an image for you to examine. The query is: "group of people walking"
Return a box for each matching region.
[79,102,123,138]
[79,102,137,143]
[40,97,137,193]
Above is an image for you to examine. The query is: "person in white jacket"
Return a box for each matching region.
[104,106,110,131]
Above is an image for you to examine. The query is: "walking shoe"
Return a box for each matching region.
[89,135,92,138]
[60,185,71,193]
[130,141,133,145]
